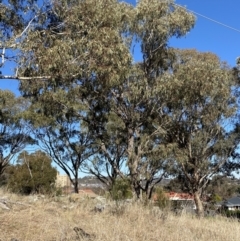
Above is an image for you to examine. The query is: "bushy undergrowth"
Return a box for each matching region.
[5,151,57,195]
[221,209,240,219]
[154,187,171,209]
[110,178,133,201]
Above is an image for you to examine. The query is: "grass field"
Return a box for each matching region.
[0,189,239,241]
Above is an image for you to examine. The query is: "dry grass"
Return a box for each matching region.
[0,188,239,241]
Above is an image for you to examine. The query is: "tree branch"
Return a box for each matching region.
[0,75,51,80]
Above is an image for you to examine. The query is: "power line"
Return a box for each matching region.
[174,3,240,34]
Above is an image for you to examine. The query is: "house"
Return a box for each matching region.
[167,192,194,201]
[221,196,240,211]
[56,172,71,188]
[152,191,196,209]
[166,192,196,210]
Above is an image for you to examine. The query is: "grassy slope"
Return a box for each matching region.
[0,189,239,241]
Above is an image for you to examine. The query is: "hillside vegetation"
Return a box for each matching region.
[0,189,239,241]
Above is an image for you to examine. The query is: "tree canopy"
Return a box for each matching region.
[16,0,195,197]
[162,49,238,216]
[0,90,34,175]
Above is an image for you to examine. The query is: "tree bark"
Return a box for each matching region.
[73,180,79,193]
[129,171,141,200]
[72,173,79,194]
[127,128,141,200]
[193,191,204,217]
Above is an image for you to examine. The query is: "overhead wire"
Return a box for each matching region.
[173,3,240,34]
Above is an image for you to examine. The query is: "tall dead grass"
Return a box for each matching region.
[0,188,239,241]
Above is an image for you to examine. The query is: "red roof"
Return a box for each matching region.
[152,191,194,201]
[167,192,194,200]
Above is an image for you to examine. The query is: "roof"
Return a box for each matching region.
[167,192,194,201]
[223,196,240,207]
[152,192,194,201]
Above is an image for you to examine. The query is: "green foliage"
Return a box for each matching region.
[0,0,41,75]
[110,178,133,201]
[0,167,11,186]
[0,90,34,176]
[162,49,238,216]
[165,176,188,193]
[154,187,170,209]
[8,151,57,195]
[222,210,240,219]
[54,187,63,197]
[16,0,195,199]
[207,176,238,201]
[210,194,222,204]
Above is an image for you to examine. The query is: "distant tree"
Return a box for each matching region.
[165,175,188,193]
[206,175,238,201]
[23,96,95,193]
[36,123,94,194]
[8,150,57,194]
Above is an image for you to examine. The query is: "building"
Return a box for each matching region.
[167,192,196,209]
[56,172,71,188]
[152,191,196,209]
[221,196,240,211]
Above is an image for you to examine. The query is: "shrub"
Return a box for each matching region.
[154,187,170,209]
[110,178,133,201]
[7,150,57,195]
[222,209,240,219]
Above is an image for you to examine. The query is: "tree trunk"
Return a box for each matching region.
[73,181,79,193]
[71,175,79,194]
[127,128,142,200]
[193,191,204,217]
[147,185,154,200]
[130,176,141,200]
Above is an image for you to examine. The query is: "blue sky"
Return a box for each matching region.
[129,0,240,67]
[170,0,240,67]
[1,0,240,91]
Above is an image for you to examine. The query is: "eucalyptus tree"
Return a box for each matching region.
[18,0,133,192]
[23,88,97,193]
[163,49,238,217]
[35,124,94,194]
[107,0,195,199]
[0,90,33,176]
[16,0,195,198]
[84,111,128,190]
[107,63,174,199]
[83,0,195,198]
